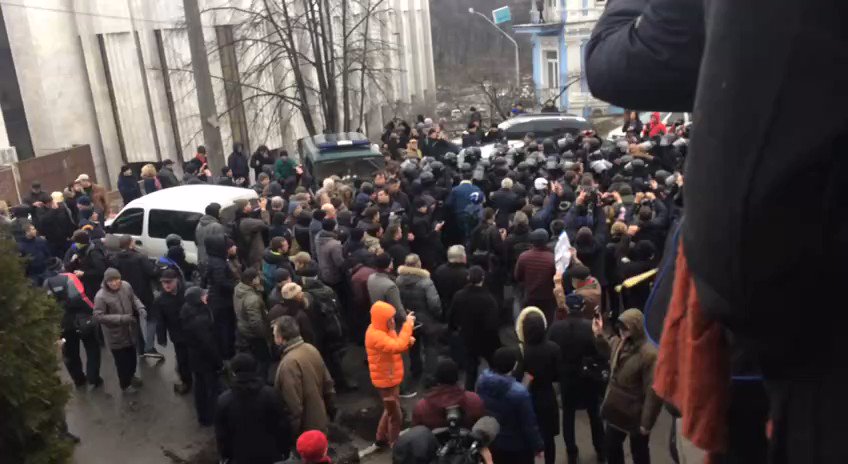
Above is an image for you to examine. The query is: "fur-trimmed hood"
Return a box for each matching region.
[515,306,547,346]
[397,265,430,278]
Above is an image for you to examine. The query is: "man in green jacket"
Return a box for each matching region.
[274,150,297,182]
[233,268,272,379]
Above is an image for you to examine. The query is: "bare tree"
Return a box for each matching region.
[190,0,399,139]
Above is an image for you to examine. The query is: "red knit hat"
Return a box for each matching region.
[297,430,330,463]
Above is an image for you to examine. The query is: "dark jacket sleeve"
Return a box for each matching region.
[584,0,704,112]
[518,389,545,452]
[214,395,233,459]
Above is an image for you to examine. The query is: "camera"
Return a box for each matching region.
[433,406,484,464]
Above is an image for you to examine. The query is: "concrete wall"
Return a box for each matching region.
[0,0,435,189]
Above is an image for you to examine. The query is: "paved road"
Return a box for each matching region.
[66,342,680,464]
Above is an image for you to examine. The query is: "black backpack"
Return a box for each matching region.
[303,279,344,348]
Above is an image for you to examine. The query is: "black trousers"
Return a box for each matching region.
[463,350,493,391]
[244,337,272,383]
[562,389,605,457]
[173,342,192,386]
[62,328,101,385]
[543,434,556,464]
[214,307,236,359]
[111,346,137,390]
[765,375,848,464]
[605,425,650,464]
[192,370,219,425]
[491,447,535,464]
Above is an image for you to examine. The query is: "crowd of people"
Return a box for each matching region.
[2,104,688,464]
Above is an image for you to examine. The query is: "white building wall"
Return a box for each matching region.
[1,0,434,189]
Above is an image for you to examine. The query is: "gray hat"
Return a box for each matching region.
[529,229,549,245]
[104,267,121,282]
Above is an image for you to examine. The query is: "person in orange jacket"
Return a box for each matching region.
[365,301,416,448]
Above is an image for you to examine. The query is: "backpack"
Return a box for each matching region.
[303,279,344,349]
[261,259,278,296]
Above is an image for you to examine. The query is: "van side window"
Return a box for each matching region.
[111,208,144,236]
[148,209,203,242]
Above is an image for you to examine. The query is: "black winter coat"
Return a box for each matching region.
[432,262,469,314]
[204,235,236,315]
[215,376,292,464]
[38,206,76,250]
[449,285,500,357]
[548,317,603,409]
[117,174,143,205]
[181,289,222,373]
[515,309,561,437]
[63,243,108,300]
[227,151,250,182]
[489,188,523,229]
[113,249,159,308]
[155,286,186,343]
[409,212,442,271]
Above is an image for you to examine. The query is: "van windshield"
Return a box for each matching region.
[312,156,384,181]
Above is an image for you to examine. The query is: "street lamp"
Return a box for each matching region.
[468,8,521,88]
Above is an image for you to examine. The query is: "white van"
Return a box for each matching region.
[104,185,258,263]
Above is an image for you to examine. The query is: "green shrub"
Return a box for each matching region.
[0,237,72,463]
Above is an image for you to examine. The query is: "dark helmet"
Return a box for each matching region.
[516,161,529,171]
[430,161,445,174]
[524,158,537,169]
[542,138,556,153]
[561,150,575,160]
[493,156,508,166]
[588,150,604,162]
[654,170,671,185]
[444,152,458,166]
[420,170,435,185]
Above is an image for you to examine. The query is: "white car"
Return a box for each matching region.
[606,112,691,141]
[104,185,258,263]
[450,138,526,160]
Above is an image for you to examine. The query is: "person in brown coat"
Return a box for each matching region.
[273,315,336,435]
[569,263,602,319]
[268,282,317,346]
[592,309,661,464]
[75,174,110,216]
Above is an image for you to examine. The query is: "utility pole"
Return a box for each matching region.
[183,0,224,173]
[469,8,520,88]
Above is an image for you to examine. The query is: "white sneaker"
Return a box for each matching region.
[123,385,139,395]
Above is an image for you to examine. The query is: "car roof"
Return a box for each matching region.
[499,114,589,128]
[301,132,380,161]
[122,185,258,214]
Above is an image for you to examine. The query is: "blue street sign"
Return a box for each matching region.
[492,6,511,24]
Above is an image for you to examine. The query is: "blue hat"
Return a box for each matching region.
[565,294,585,314]
[76,195,92,206]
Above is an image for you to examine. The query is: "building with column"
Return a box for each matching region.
[513,0,621,118]
[0,0,435,188]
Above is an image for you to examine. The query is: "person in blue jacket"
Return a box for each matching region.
[476,346,544,464]
[444,169,483,245]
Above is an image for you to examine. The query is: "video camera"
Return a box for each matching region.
[433,409,500,464]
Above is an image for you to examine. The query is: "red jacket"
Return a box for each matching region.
[412,384,486,429]
[643,112,667,138]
